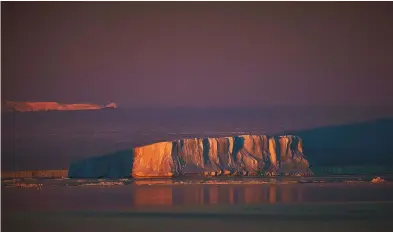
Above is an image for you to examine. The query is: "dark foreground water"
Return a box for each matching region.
[2,178,393,232]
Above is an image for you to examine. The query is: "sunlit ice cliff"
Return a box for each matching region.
[68,134,312,178]
[2,100,117,112]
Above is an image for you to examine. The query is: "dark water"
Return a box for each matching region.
[3,182,393,232]
[3,182,393,211]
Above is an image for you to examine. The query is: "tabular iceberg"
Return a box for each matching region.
[68,135,312,178]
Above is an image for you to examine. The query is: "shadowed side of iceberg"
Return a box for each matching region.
[68,150,134,178]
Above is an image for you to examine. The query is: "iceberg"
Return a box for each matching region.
[68,134,312,178]
[2,100,117,112]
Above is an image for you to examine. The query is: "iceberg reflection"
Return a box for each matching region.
[131,184,305,207]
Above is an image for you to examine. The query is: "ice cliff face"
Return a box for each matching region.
[68,135,312,178]
[132,142,175,177]
[2,101,117,112]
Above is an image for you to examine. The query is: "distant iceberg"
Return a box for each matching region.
[2,100,117,112]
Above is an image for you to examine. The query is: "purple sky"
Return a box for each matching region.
[2,2,393,108]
